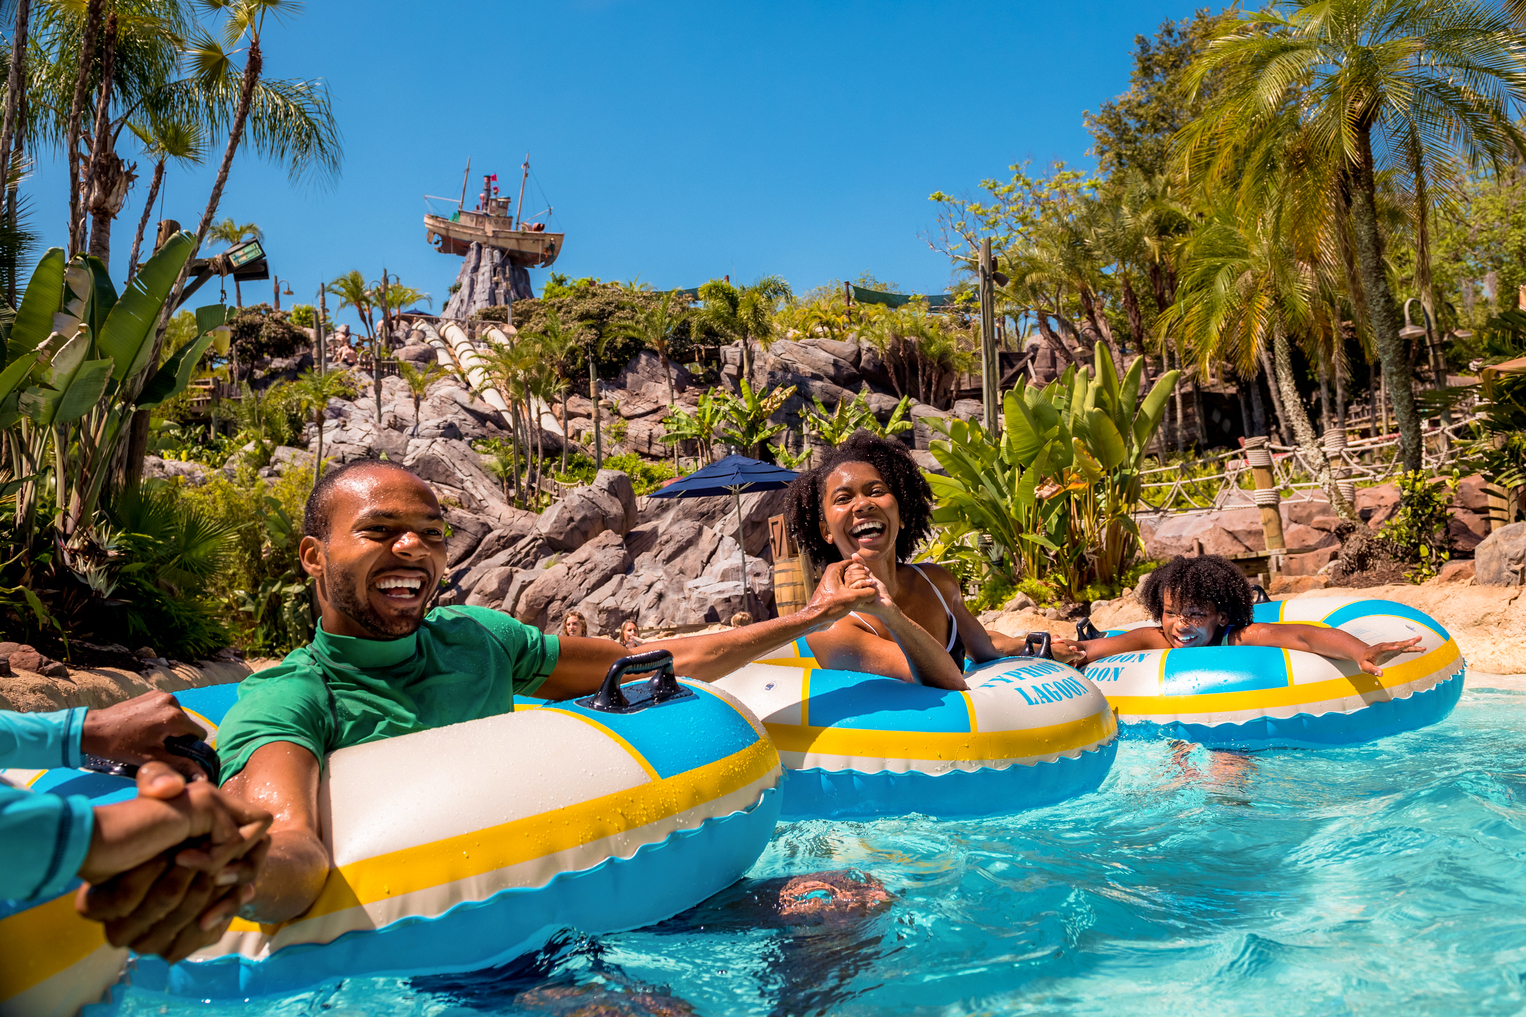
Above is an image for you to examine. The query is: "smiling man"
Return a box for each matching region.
[217,459,875,923]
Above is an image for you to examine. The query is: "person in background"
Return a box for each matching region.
[729,612,753,628]
[618,620,643,649]
[785,431,1032,690]
[1,692,271,963]
[561,611,588,638]
[1053,554,1423,673]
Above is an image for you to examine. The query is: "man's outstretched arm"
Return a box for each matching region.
[221,742,329,925]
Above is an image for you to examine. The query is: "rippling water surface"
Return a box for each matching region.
[107,683,1526,1017]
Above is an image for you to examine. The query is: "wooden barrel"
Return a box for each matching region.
[772,556,809,616]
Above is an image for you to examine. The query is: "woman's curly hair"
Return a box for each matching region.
[1140,555,1254,629]
[785,430,933,565]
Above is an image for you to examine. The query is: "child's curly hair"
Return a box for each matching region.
[1140,555,1254,629]
[785,430,932,565]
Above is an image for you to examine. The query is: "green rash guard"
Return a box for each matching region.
[216,605,560,782]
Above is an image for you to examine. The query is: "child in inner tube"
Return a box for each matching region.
[1052,554,1423,676]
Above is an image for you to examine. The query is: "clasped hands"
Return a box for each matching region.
[75,693,273,964]
[805,554,896,629]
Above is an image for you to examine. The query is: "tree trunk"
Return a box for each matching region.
[313,413,324,487]
[80,12,117,262]
[0,0,30,222]
[1350,127,1421,471]
[1249,362,1267,436]
[1257,346,1292,445]
[561,386,569,473]
[1334,341,1347,431]
[64,0,102,257]
[125,157,164,279]
[1317,337,1333,434]
[1272,324,1357,521]
[660,349,674,405]
[124,34,263,498]
[1169,340,1186,453]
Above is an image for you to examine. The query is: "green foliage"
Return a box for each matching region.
[176,468,315,654]
[803,390,914,446]
[288,304,315,328]
[926,344,1180,600]
[495,285,699,380]
[718,379,795,459]
[551,452,676,497]
[227,303,309,362]
[661,393,725,464]
[1380,470,1455,583]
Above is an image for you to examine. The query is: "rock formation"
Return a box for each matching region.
[442,243,532,320]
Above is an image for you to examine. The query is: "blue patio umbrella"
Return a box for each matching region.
[648,454,798,613]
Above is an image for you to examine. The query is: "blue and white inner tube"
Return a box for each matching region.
[714,639,1118,819]
[1085,596,1465,748]
[0,652,781,1008]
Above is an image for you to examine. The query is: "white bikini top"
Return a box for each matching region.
[850,563,958,653]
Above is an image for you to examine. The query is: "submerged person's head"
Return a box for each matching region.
[786,430,932,568]
[562,611,588,638]
[300,459,445,640]
[1140,554,1254,648]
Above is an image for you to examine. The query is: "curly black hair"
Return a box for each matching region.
[785,430,933,565]
[1140,554,1254,629]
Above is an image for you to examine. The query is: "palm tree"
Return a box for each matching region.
[396,360,444,437]
[206,217,262,304]
[378,282,431,334]
[1162,196,1358,521]
[1179,0,1526,471]
[290,368,353,486]
[326,270,375,338]
[693,276,791,386]
[518,308,579,473]
[124,113,206,279]
[614,290,688,405]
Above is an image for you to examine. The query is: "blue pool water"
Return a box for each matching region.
[104,682,1526,1016]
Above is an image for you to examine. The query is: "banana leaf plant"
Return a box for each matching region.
[3,236,227,583]
[927,343,1179,598]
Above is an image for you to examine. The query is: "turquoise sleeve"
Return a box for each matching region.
[0,707,87,769]
[0,783,94,900]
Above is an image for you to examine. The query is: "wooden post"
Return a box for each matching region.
[1244,435,1286,568]
[979,237,999,435]
[375,268,389,421]
[1323,428,1355,506]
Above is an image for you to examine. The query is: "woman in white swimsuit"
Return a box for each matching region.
[784,431,1031,691]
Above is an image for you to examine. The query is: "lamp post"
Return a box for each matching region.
[272,276,294,311]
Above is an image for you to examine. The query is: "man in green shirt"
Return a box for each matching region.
[222,459,874,923]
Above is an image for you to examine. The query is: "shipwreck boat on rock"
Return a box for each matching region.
[424,157,563,267]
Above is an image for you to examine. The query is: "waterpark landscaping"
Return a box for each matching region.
[2,0,1526,1015]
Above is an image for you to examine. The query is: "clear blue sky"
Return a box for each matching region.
[25,0,1195,332]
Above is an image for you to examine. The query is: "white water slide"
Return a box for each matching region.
[414,318,565,439]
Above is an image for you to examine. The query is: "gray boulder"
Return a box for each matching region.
[537,485,627,552]
[1475,521,1526,586]
[593,470,639,533]
[395,343,437,364]
[515,530,633,630]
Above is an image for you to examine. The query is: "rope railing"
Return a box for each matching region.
[1135,418,1475,517]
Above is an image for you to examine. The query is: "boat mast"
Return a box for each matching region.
[515,154,529,229]
[457,157,470,211]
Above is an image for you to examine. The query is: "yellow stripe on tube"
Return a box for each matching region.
[0,894,116,999]
[1108,639,1461,716]
[765,709,1115,765]
[230,737,779,932]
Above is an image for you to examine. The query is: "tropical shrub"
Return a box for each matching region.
[1379,470,1455,583]
[925,344,1179,600]
[227,303,309,363]
[0,239,229,652]
[552,452,676,496]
